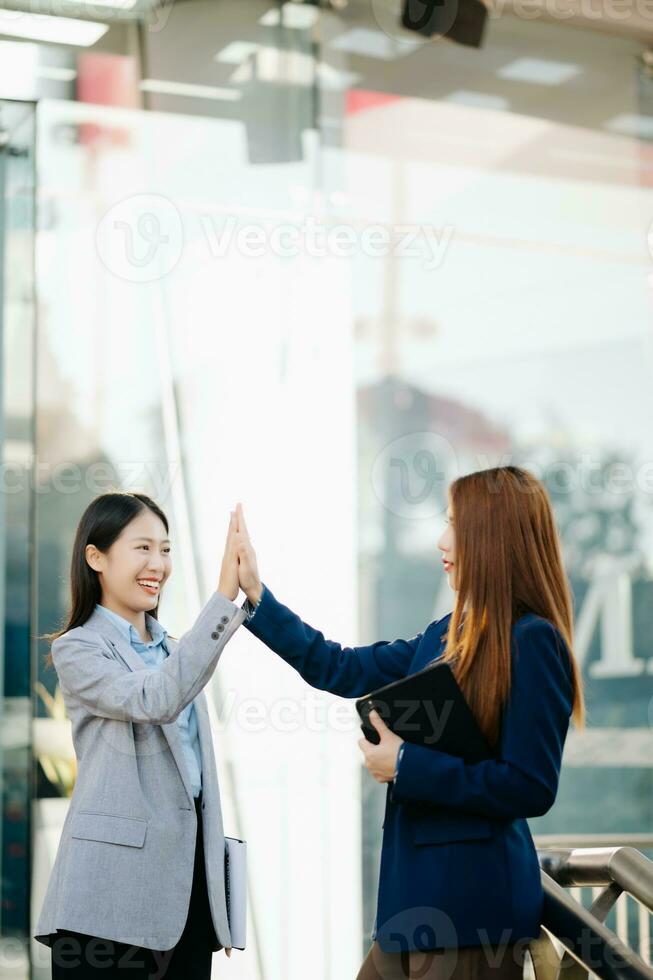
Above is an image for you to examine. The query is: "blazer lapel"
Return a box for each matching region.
[83,607,196,810]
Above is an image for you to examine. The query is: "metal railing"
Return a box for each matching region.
[529,845,653,980]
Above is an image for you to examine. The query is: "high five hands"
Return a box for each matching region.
[217,503,263,606]
[218,505,403,787]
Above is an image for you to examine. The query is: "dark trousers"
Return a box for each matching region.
[51,790,218,979]
[356,939,527,980]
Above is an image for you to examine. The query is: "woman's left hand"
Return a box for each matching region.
[358,710,404,783]
[217,511,240,601]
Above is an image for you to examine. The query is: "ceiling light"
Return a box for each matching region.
[0,0,137,8]
[0,9,108,45]
[496,57,581,85]
[317,62,361,90]
[214,41,259,65]
[259,3,320,28]
[78,0,137,6]
[38,65,77,81]
[225,46,360,90]
[329,26,419,60]
[444,90,509,110]
[140,78,242,101]
[229,61,253,84]
[235,47,315,85]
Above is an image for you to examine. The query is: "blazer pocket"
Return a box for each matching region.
[71,810,147,848]
[408,809,494,846]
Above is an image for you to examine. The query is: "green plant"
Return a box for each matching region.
[34,681,76,797]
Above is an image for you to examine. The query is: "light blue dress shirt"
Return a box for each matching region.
[94,603,203,798]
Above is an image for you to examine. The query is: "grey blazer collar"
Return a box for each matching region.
[84,605,176,675]
[80,606,204,810]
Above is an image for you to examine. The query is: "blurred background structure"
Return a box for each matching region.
[0,0,652,977]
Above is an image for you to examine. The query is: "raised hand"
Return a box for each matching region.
[234,502,263,605]
[217,511,239,601]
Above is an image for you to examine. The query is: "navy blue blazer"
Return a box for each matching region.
[244,583,575,954]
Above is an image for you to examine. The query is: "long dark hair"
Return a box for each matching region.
[41,492,170,670]
[441,465,586,749]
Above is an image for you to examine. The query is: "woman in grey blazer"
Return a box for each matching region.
[34,491,248,978]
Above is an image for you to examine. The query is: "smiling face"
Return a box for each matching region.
[437,502,457,591]
[85,508,172,619]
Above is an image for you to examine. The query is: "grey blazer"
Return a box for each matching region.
[33,590,247,952]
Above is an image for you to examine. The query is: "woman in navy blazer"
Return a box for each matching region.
[231,465,586,980]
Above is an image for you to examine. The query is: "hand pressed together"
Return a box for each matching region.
[217,502,263,606]
[233,503,263,606]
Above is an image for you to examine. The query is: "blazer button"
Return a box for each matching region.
[211,631,219,639]
[216,623,225,632]
[220,615,229,624]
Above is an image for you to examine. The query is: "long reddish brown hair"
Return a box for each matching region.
[440,465,585,749]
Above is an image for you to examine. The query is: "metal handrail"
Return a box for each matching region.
[538,847,653,912]
[529,847,653,980]
[535,836,653,851]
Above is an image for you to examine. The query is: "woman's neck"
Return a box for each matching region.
[99,597,148,641]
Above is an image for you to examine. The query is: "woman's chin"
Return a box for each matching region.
[135,589,160,606]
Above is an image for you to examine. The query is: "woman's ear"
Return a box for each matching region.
[85,543,101,573]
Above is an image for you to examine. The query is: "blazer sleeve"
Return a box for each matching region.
[390,617,575,820]
[243,582,425,698]
[51,591,247,725]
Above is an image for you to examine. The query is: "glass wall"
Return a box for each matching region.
[0,98,35,980]
[30,93,360,979]
[317,1,653,956]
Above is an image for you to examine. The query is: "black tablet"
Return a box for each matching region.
[355,659,494,764]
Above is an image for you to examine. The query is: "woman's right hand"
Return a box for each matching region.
[235,502,263,605]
